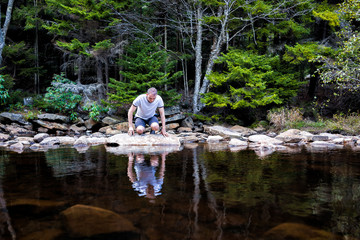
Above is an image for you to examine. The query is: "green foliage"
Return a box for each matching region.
[44,74,82,120]
[313,2,340,28]
[284,43,332,65]
[0,75,10,104]
[3,42,43,81]
[317,0,360,91]
[107,41,182,107]
[203,49,303,112]
[83,102,109,121]
[56,39,90,56]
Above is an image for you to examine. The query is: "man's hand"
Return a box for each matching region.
[128,127,134,136]
[161,128,168,137]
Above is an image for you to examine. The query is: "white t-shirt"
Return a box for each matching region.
[133,94,164,120]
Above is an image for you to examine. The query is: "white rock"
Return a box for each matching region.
[228,138,248,146]
[249,135,283,145]
[207,135,224,143]
[106,133,180,146]
[74,136,89,147]
[57,136,76,145]
[40,137,60,146]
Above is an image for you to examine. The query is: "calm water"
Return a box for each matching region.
[0,144,360,239]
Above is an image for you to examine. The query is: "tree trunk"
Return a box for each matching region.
[96,59,103,84]
[192,4,203,114]
[34,0,40,94]
[0,0,15,66]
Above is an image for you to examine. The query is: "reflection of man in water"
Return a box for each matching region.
[127,152,166,199]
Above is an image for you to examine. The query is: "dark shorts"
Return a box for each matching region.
[135,116,159,129]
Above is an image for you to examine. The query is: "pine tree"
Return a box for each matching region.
[107,40,182,108]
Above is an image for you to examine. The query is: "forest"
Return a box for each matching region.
[0,0,359,127]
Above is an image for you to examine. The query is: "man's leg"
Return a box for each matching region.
[134,118,146,135]
[148,116,160,134]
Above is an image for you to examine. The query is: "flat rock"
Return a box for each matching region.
[57,136,76,145]
[207,135,224,143]
[34,120,68,131]
[166,113,186,123]
[310,141,337,148]
[0,133,10,142]
[204,125,243,139]
[37,113,69,123]
[228,138,248,146]
[249,135,283,145]
[5,124,36,136]
[87,137,106,145]
[0,112,28,125]
[61,204,138,238]
[106,133,181,146]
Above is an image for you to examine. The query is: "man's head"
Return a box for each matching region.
[146,87,157,103]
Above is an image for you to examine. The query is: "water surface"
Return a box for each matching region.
[0,144,359,239]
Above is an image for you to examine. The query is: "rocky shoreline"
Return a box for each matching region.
[1,111,359,155]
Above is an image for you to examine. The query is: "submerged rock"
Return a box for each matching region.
[263,222,343,240]
[61,204,138,238]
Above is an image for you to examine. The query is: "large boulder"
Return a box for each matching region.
[275,129,313,143]
[61,204,138,238]
[102,116,121,125]
[230,125,257,137]
[106,133,181,146]
[34,133,50,143]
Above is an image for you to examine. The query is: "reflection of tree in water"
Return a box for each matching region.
[127,152,166,200]
[0,151,15,239]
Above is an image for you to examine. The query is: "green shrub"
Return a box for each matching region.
[0,75,10,104]
[83,102,108,121]
[44,74,82,120]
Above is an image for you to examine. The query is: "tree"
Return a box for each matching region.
[202,49,303,121]
[43,0,128,87]
[168,0,314,113]
[318,0,360,90]
[0,0,15,66]
[107,40,182,109]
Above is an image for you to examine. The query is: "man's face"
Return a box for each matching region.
[146,93,156,103]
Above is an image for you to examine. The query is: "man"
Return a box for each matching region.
[128,87,168,136]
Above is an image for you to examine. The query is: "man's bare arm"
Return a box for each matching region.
[128,105,137,135]
[158,107,168,137]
